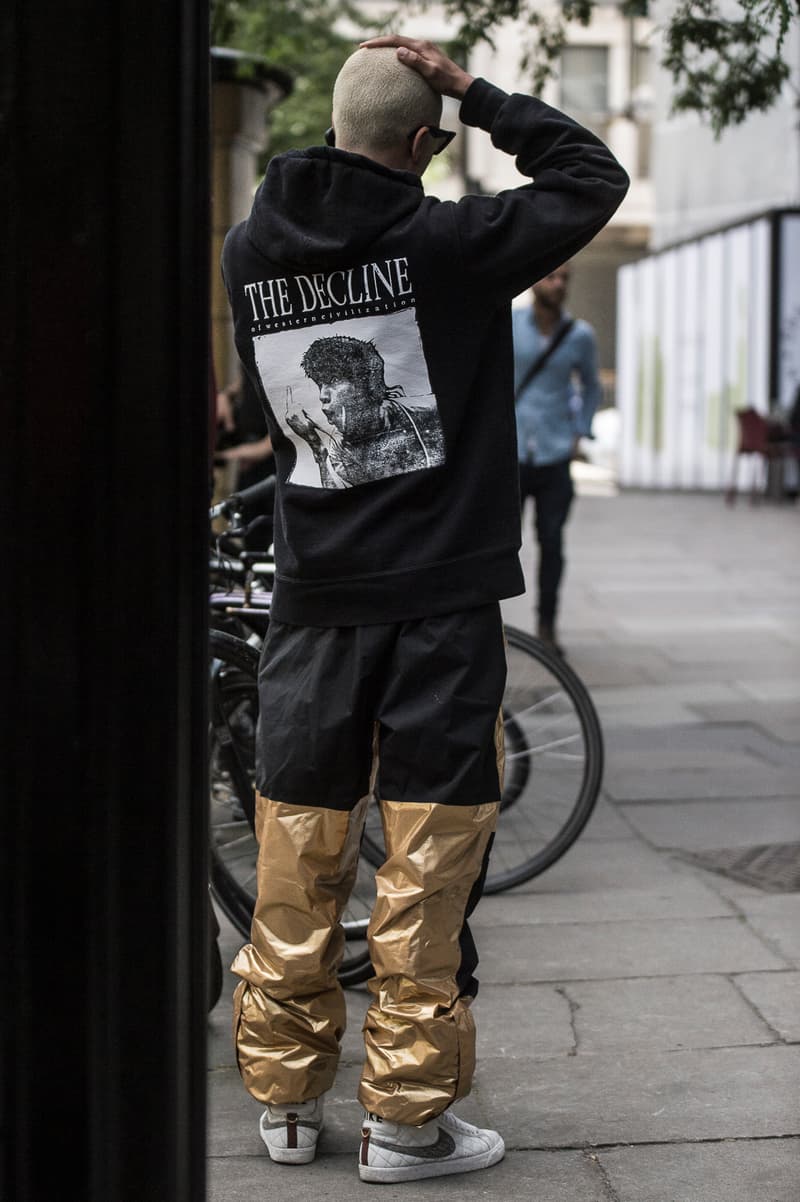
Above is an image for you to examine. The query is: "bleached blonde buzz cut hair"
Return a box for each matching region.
[332,47,442,152]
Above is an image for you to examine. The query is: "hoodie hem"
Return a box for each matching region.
[269,549,525,628]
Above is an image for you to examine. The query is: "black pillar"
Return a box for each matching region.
[2,3,210,1199]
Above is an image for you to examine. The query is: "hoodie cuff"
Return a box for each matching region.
[459,78,509,132]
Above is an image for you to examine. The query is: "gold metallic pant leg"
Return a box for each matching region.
[231,790,368,1105]
[358,799,499,1125]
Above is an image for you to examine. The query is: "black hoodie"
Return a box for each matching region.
[221,78,629,626]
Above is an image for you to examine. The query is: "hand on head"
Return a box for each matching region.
[359,35,474,100]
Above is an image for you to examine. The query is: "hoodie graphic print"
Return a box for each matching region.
[245,258,445,489]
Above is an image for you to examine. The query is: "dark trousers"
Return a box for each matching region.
[519,457,574,625]
[234,606,506,1120]
[255,604,507,999]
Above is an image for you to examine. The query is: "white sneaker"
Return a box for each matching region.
[358,1108,505,1183]
[258,1095,324,1165]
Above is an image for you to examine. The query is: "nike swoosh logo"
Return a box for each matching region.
[370,1127,456,1159]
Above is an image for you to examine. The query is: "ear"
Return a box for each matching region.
[409,126,430,166]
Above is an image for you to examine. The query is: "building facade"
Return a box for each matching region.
[616,4,800,488]
[462,4,655,387]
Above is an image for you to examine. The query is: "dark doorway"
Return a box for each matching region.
[3,2,210,1198]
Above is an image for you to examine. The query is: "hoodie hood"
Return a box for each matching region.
[245,147,425,272]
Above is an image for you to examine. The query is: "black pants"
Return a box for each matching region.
[255,604,507,998]
[519,457,574,625]
[234,605,506,1121]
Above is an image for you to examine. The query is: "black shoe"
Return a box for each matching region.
[537,622,565,657]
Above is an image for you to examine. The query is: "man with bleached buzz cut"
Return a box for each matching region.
[221,34,628,1184]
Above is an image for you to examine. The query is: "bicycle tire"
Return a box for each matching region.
[208,629,374,988]
[360,624,604,893]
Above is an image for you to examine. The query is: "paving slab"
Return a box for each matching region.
[340,988,371,1064]
[604,744,764,776]
[591,682,751,709]
[207,1065,272,1158]
[568,796,633,840]
[641,657,800,687]
[587,576,741,597]
[738,895,800,966]
[603,723,795,760]
[501,838,691,894]
[563,974,776,1053]
[475,917,784,984]
[616,615,789,637]
[209,1000,237,1073]
[738,893,800,921]
[604,764,799,802]
[472,983,576,1059]
[689,870,772,904]
[691,701,800,745]
[208,1147,610,1202]
[469,878,734,926]
[655,633,800,665]
[598,1137,800,1202]
[476,1045,800,1147]
[734,971,800,1042]
[208,913,245,1071]
[592,700,708,728]
[621,799,800,851]
[739,679,800,703]
[547,646,671,689]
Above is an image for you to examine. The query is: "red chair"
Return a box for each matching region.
[725,407,794,505]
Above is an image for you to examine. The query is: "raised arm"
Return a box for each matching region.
[454,81,629,301]
[361,36,630,305]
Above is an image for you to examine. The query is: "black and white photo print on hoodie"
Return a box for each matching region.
[249,260,445,489]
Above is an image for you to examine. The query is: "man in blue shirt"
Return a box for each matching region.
[512,263,600,654]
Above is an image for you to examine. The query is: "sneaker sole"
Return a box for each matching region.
[358,1137,504,1183]
[261,1142,319,1165]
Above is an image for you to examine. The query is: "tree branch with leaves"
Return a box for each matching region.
[212,0,799,145]
[412,0,798,136]
[663,0,799,136]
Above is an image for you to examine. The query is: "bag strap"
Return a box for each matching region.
[515,318,575,400]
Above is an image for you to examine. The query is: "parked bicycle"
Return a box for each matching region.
[207,481,604,990]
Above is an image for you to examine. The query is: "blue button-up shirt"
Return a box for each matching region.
[512,308,601,466]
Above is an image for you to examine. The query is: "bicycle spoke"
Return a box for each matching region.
[505,731,583,759]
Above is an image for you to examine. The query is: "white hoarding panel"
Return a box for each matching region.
[779,214,800,412]
[675,242,702,487]
[616,214,784,489]
[700,233,725,488]
[617,264,639,486]
[638,256,659,486]
[750,219,771,414]
[660,249,679,487]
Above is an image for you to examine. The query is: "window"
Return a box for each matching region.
[560,45,609,115]
[632,44,651,94]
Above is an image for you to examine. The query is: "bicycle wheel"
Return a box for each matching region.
[361,625,603,894]
[208,630,374,988]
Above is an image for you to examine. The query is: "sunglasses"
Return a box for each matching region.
[324,125,456,155]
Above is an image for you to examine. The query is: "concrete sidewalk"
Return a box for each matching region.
[207,489,800,1201]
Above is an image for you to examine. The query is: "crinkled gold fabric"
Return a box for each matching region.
[358,799,499,1125]
[231,791,368,1104]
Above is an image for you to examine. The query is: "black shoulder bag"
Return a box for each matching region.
[514,318,575,400]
